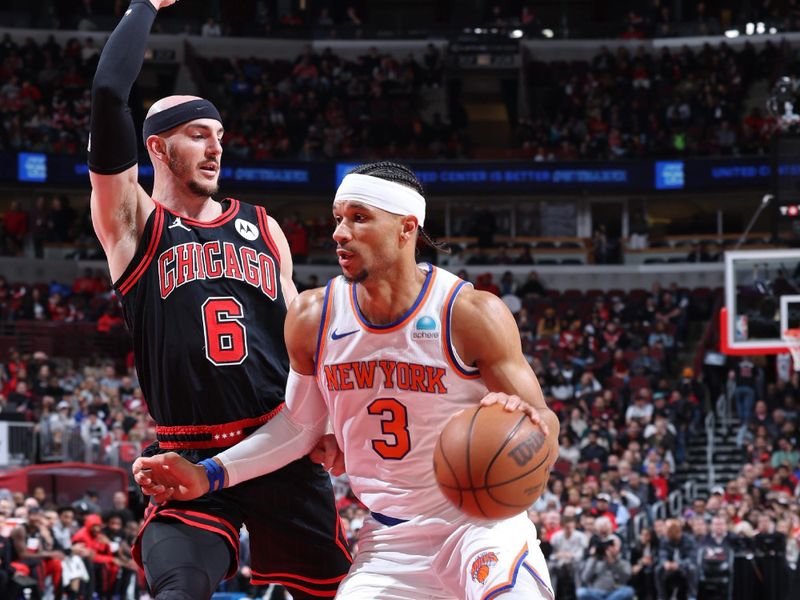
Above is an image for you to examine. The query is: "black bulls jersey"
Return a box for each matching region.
[115,198,289,428]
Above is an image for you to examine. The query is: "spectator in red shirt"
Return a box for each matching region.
[3,200,29,255]
[541,510,562,542]
[591,494,619,531]
[71,513,119,596]
[96,307,123,334]
[646,462,668,500]
[474,273,500,296]
[282,214,309,263]
[72,268,105,297]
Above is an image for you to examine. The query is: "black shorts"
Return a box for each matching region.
[133,446,352,597]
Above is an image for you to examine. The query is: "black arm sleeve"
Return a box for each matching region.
[88,0,157,174]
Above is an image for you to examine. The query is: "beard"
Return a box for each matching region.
[343,269,368,284]
[167,150,219,197]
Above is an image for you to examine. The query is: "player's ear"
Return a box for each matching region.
[400,215,418,243]
[146,135,168,163]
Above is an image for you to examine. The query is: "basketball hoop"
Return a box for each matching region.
[783,328,800,371]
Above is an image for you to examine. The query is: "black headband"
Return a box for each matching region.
[142,99,223,140]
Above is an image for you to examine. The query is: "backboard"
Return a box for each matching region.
[721,249,800,355]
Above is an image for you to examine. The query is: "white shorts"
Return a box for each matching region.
[336,509,554,600]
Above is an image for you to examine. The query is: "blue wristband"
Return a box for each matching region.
[198,458,225,492]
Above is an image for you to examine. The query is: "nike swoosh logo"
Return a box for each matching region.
[331,329,359,341]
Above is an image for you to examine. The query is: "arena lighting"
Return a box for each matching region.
[509,29,523,39]
[746,22,755,35]
[756,22,766,34]
[542,28,554,38]
[770,27,778,34]
[725,29,740,38]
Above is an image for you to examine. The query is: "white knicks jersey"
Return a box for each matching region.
[315,264,488,520]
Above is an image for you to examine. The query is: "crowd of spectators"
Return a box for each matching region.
[517,41,785,161]
[0,31,459,161]
[0,487,143,599]
[0,33,96,158]
[0,271,121,328]
[196,43,458,161]
[0,195,101,260]
[7,26,794,164]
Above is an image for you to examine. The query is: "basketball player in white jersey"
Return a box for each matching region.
[134,162,560,599]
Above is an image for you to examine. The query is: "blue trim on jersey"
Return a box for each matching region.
[445,281,480,377]
[370,511,409,527]
[483,550,528,600]
[523,561,553,596]
[314,279,334,368]
[351,263,433,330]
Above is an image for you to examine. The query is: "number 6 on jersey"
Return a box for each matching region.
[202,297,249,365]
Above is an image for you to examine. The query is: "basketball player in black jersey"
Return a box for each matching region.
[87,2,351,598]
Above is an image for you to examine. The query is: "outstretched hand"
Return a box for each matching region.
[480,392,550,436]
[309,433,346,476]
[132,453,209,504]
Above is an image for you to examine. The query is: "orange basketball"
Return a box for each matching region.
[433,403,554,519]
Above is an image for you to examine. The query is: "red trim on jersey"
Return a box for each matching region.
[131,503,239,578]
[155,404,284,449]
[256,205,281,269]
[117,204,165,296]
[157,508,240,578]
[158,198,240,228]
[334,511,353,563]
[248,572,341,596]
[250,571,347,585]
[173,508,240,539]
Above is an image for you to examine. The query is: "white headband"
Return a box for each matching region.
[334,173,426,228]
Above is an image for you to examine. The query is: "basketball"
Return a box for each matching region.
[433,403,554,520]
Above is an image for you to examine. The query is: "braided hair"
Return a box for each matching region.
[347,162,450,253]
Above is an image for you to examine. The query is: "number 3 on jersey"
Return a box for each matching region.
[202,297,248,366]
[368,398,410,460]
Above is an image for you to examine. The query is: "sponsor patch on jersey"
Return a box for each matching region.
[470,551,499,584]
[235,218,259,241]
[411,315,439,341]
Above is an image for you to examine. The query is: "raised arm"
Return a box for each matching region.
[88,0,175,282]
[132,287,329,501]
[451,288,560,451]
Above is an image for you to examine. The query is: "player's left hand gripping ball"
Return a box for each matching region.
[479,392,550,436]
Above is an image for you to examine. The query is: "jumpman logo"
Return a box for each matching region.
[168,217,191,232]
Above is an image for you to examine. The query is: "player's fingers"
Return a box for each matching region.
[527,408,549,436]
[139,483,165,496]
[152,488,174,505]
[480,392,503,406]
[503,395,522,411]
[133,470,153,486]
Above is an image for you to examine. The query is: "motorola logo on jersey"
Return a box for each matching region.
[235,218,259,241]
[412,315,439,341]
[158,241,278,300]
